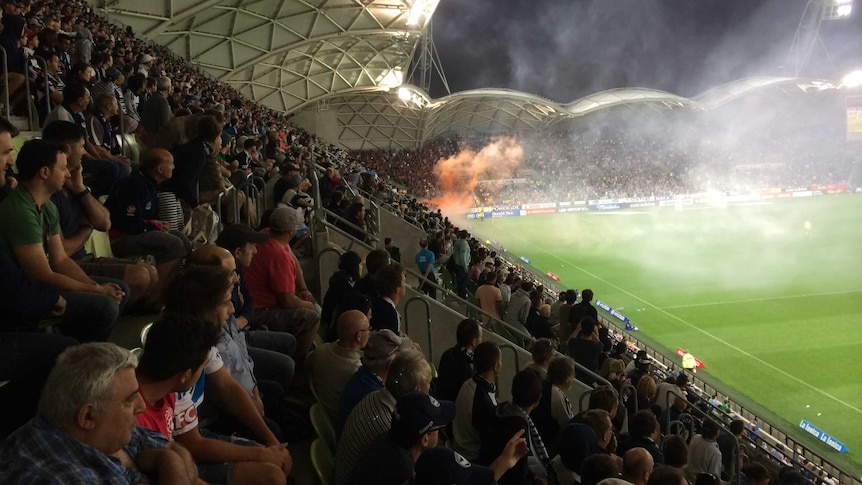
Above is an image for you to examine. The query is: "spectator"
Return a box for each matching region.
[662,434,689,470]
[559,291,578,348]
[476,270,504,324]
[321,250,364,339]
[648,466,687,485]
[505,279,532,336]
[551,423,600,485]
[370,262,407,334]
[141,75,173,140]
[524,338,554,379]
[618,410,664,465]
[0,117,16,202]
[0,343,195,483]
[717,419,746,481]
[337,329,411,435]
[450,229,470,298]
[531,356,576,450]
[354,248,390,298]
[243,207,320,363]
[347,391,456,485]
[86,93,125,166]
[384,237,401,262]
[44,120,158,309]
[168,115,223,209]
[581,453,621,485]
[413,442,528,485]
[435,318,482,402]
[34,50,64,124]
[106,148,191,282]
[336,349,432,485]
[134,312,290,484]
[569,288,599,329]
[0,139,126,342]
[452,341,501,461]
[568,317,604,385]
[478,369,549,485]
[686,420,722,485]
[415,238,437,299]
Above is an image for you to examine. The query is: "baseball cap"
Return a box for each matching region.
[389,392,455,449]
[105,67,122,81]
[636,350,651,366]
[412,447,495,485]
[217,223,269,252]
[363,329,410,366]
[286,174,303,188]
[269,207,303,232]
[140,53,156,63]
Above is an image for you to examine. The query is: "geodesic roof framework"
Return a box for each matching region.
[92,0,429,113]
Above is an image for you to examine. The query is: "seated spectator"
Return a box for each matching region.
[0,118,16,202]
[370,262,407,334]
[413,442,528,485]
[524,338,555,379]
[716,419,745,481]
[34,49,65,125]
[531,356,576,450]
[686,420,722,485]
[243,207,320,363]
[347,391,456,485]
[354,248,390,298]
[321,250,364,339]
[589,386,624,435]
[662,434,689,470]
[435,318,482,402]
[135,312,290,483]
[44,82,131,197]
[478,369,549,485]
[44,120,159,309]
[603,448,654,485]
[581,453,621,485]
[0,139,126,342]
[343,201,370,242]
[453,341,502,461]
[551,423,600,485]
[384,237,401,262]
[626,351,652,388]
[0,343,195,483]
[106,148,191,285]
[648,466,687,485]
[573,409,616,460]
[337,329,410,435]
[476,270,503,324]
[656,375,689,420]
[634,375,658,418]
[618,410,664,465]
[568,317,604,385]
[336,349,432,485]
[86,93,125,161]
[599,358,629,392]
[306,310,368,420]
[271,162,301,208]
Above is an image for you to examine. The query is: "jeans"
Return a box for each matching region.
[60,276,129,342]
[246,330,296,395]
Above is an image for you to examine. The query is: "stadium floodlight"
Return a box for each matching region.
[396,86,428,107]
[841,70,862,88]
[825,0,852,19]
[406,0,440,27]
[397,87,412,101]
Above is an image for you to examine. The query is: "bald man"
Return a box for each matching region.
[107,148,191,280]
[305,310,370,419]
[623,448,654,485]
[188,246,296,416]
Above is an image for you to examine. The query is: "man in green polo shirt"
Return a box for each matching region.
[0,139,127,342]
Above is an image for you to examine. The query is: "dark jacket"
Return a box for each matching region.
[370,296,399,334]
[435,346,473,402]
[478,402,540,485]
[568,300,599,325]
[106,170,161,237]
[168,138,210,207]
[321,271,362,340]
[530,380,561,455]
[141,92,172,136]
[617,435,664,465]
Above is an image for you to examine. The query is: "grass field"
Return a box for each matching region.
[465,194,862,469]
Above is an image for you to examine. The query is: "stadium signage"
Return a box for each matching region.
[799,420,848,453]
[595,300,630,324]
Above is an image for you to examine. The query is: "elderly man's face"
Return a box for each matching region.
[90,367,145,454]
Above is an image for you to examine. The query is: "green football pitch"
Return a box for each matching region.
[465,194,862,470]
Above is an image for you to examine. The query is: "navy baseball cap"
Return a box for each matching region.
[388,391,455,448]
[412,447,495,485]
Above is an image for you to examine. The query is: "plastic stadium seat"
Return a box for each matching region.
[83,229,115,259]
[310,402,336,453]
[140,322,153,346]
[310,439,334,485]
[131,347,143,359]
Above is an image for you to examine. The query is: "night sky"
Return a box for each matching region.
[426,0,862,100]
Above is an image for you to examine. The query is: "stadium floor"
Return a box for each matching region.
[464,194,862,470]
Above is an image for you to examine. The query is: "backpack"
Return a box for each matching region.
[183,203,220,249]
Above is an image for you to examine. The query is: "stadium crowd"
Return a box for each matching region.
[0,0,848,483]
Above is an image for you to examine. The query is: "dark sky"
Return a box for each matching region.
[425,0,862,100]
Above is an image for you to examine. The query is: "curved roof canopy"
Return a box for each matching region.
[92,0,435,113]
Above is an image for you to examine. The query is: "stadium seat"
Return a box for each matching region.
[310,439,334,485]
[310,403,336,453]
[140,322,153,346]
[83,229,115,259]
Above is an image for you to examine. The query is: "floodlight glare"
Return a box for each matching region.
[826,0,852,19]
[841,70,862,88]
[406,0,439,26]
[398,87,411,100]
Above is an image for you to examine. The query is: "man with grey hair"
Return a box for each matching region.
[0,342,199,484]
[335,349,433,485]
[141,76,173,140]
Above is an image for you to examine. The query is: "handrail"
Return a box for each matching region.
[313,245,345,302]
[0,46,9,121]
[619,383,638,414]
[315,216,376,252]
[495,343,522,391]
[32,55,50,121]
[403,296,433,358]
[321,207,379,245]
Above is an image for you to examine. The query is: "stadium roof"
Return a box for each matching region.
[92,0,434,113]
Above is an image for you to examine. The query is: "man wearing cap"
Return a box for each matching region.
[347,391,456,485]
[414,441,528,485]
[337,329,411,434]
[244,207,320,363]
[137,53,156,77]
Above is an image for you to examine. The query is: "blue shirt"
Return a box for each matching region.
[415,247,435,274]
[337,365,384,435]
[0,417,168,484]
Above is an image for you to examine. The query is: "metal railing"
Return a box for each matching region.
[0,46,9,121]
[32,55,50,122]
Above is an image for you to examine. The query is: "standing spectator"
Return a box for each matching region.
[476,271,503,325]
[141,76,173,141]
[717,419,745,481]
[504,279,532,336]
[384,237,401,262]
[567,317,604,385]
[0,139,126,342]
[453,341,501,461]
[569,288,599,329]
[435,318,483,402]
[524,338,554,379]
[370,262,407,334]
[415,238,437,299]
[451,229,470,298]
[531,356,576,450]
[321,250,364,339]
[686,420,723,485]
[168,115,222,210]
